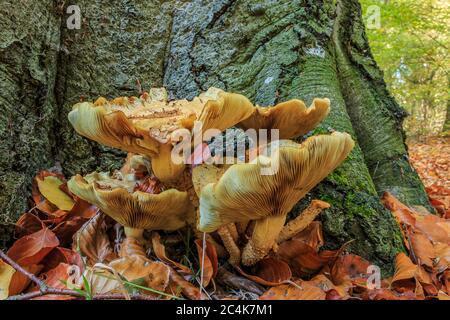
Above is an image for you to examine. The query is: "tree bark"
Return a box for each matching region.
[0,0,431,273]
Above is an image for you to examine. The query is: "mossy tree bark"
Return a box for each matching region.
[0,0,430,272]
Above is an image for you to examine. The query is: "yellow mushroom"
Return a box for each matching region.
[67,171,193,243]
[196,132,355,266]
[68,87,255,182]
[238,98,330,139]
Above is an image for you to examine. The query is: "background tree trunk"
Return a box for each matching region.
[0,0,431,273]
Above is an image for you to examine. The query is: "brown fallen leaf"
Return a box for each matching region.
[14,213,44,239]
[407,228,435,269]
[151,232,191,275]
[391,252,436,298]
[7,227,59,266]
[0,260,15,300]
[331,254,372,286]
[260,280,326,300]
[73,213,116,266]
[168,266,203,300]
[276,239,328,276]
[195,239,218,287]
[29,263,81,291]
[360,288,420,300]
[41,247,84,273]
[292,221,324,250]
[235,258,292,286]
[109,255,171,296]
[216,267,265,295]
[8,264,43,296]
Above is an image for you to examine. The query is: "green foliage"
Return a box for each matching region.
[360,0,449,136]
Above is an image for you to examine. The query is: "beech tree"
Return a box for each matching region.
[0,0,431,272]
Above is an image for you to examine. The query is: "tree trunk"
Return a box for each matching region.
[0,0,431,273]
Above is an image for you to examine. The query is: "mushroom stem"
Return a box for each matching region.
[151,143,185,183]
[227,223,239,243]
[276,200,330,243]
[217,224,241,266]
[124,227,145,243]
[242,215,286,266]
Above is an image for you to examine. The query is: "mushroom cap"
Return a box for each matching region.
[68,88,255,182]
[197,132,355,232]
[68,87,255,158]
[68,172,191,231]
[238,98,330,139]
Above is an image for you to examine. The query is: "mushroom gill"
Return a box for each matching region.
[196,132,355,266]
[67,170,193,243]
[68,87,255,182]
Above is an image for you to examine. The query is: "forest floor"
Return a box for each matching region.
[0,138,449,300]
[407,137,450,218]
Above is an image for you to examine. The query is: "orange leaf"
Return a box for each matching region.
[14,213,44,239]
[407,229,435,269]
[168,267,203,300]
[276,239,328,276]
[41,248,84,273]
[73,213,116,266]
[235,258,292,286]
[7,227,59,266]
[331,254,372,286]
[260,280,326,300]
[30,263,80,291]
[8,264,43,296]
[292,221,324,251]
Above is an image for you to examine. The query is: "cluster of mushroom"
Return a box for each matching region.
[67,87,354,267]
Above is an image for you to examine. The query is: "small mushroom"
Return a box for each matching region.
[68,88,255,182]
[67,171,194,244]
[238,98,330,139]
[196,132,355,266]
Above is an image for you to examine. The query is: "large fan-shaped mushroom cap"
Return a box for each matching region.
[68,172,192,239]
[68,88,255,182]
[238,98,330,139]
[197,132,355,265]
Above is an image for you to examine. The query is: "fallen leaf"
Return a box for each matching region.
[168,266,203,300]
[361,288,419,300]
[7,227,59,266]
[292,221,324,250]
[30,263,81,291]
[391,252,435,297]
[14,213,44,239]
[8,264,43,296]
[276,239,328,276]
[195,239,218,287]
[73,213,116,266]
[109,255,171,296]
[407,229,435,268]
[331,254,372,286]
[151,232,191,275]
[216,267,264,295]
[41,247,84,273]
[235,258,292,286]
[36,175,75,211]
[0,260,15,300]
[260,280,326,300]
